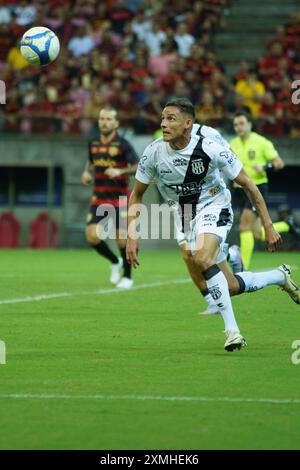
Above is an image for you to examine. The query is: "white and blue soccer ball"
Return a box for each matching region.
[20,26,60,66]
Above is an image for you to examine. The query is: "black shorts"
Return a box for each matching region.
[86,204,127,231]
[232,183,268,215]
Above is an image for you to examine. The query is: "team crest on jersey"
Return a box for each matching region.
[209,186,220,196]
[191,159,205,175]
[248,150,256,160]
[109,146,119,157]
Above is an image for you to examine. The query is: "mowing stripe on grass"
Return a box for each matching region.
[0,393,300,405]
[0,279,190,305]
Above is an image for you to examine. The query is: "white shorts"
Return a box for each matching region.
[175,204,233,262]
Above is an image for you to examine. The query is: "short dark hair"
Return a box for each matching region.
[165,97,195,120]
[99,106,118,119]
[233,110,253,123]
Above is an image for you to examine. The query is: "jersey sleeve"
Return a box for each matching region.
[122,139,139,164]
[205,139,243,180]
[135,144,156,185]
[203,125,231,149]
[263,138,278,162]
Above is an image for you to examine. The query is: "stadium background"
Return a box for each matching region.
[1,0,300,452]
[1,0,300,248]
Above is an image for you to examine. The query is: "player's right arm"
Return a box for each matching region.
[126,144,156,267]
[126,180,149,268]
[234,169,282,252]
[81,160,94,186]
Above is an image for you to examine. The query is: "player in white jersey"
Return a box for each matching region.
[126,98,300,352]
[176,123,244,314]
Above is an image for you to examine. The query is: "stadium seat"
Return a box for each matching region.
[0,212,21,248]
[28,212,58,248]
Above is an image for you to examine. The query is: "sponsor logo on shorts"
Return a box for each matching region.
[203,214,217,222]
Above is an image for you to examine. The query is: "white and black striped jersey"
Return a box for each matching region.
[192,123,230,149]
[136,124,242,226]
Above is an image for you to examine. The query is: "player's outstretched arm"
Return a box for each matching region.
[234,169,282,252]
[105,163,138,178]
[126,180,149,268]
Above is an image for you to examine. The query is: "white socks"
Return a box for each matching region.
[201,289,216,309]
[235,269,285,293]
[203,265,240,333]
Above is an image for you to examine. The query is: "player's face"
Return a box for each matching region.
[161,106,192,144]
[233,116,252,138]
[98,110,119,135]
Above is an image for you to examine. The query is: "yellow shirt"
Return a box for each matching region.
[7,47,29,70]
[230,132,278,186]
[235,79,265,118]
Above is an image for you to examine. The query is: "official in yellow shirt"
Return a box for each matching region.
[230,111,285,269]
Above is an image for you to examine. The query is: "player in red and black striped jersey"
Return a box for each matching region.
[82,107,139,289]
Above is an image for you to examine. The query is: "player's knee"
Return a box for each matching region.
[182,248,193,266]
[194,251,214,271]
[86,227,100,245]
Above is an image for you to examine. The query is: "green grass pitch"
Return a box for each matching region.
[0,248,300,450]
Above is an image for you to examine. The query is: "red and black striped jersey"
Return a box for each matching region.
[88,131,138,207]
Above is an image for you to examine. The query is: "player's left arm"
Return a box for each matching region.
[234,169,282,252]
[104,163,138,178]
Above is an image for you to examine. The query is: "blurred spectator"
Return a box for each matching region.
[7,40,29,70]
[15,0,37,26]
[68,26,95,58]
[131,9,152,41]
[143,20,167,56]
[234,60,251,82]
[148,38,177,77]
[257,92,284,136]
[195,89,224,127]
[108,0,133,36]
[174,22,195,58]
[235,69,265,118]
[0,24,16,65]
[0,6,12,24]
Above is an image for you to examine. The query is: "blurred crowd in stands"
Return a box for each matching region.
[0,0,299,137]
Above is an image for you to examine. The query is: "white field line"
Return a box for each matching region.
[1,264,299,306]
[0,393,299,405]
[0,279,191,305]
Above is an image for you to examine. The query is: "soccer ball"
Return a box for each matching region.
[20,27,60,66]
